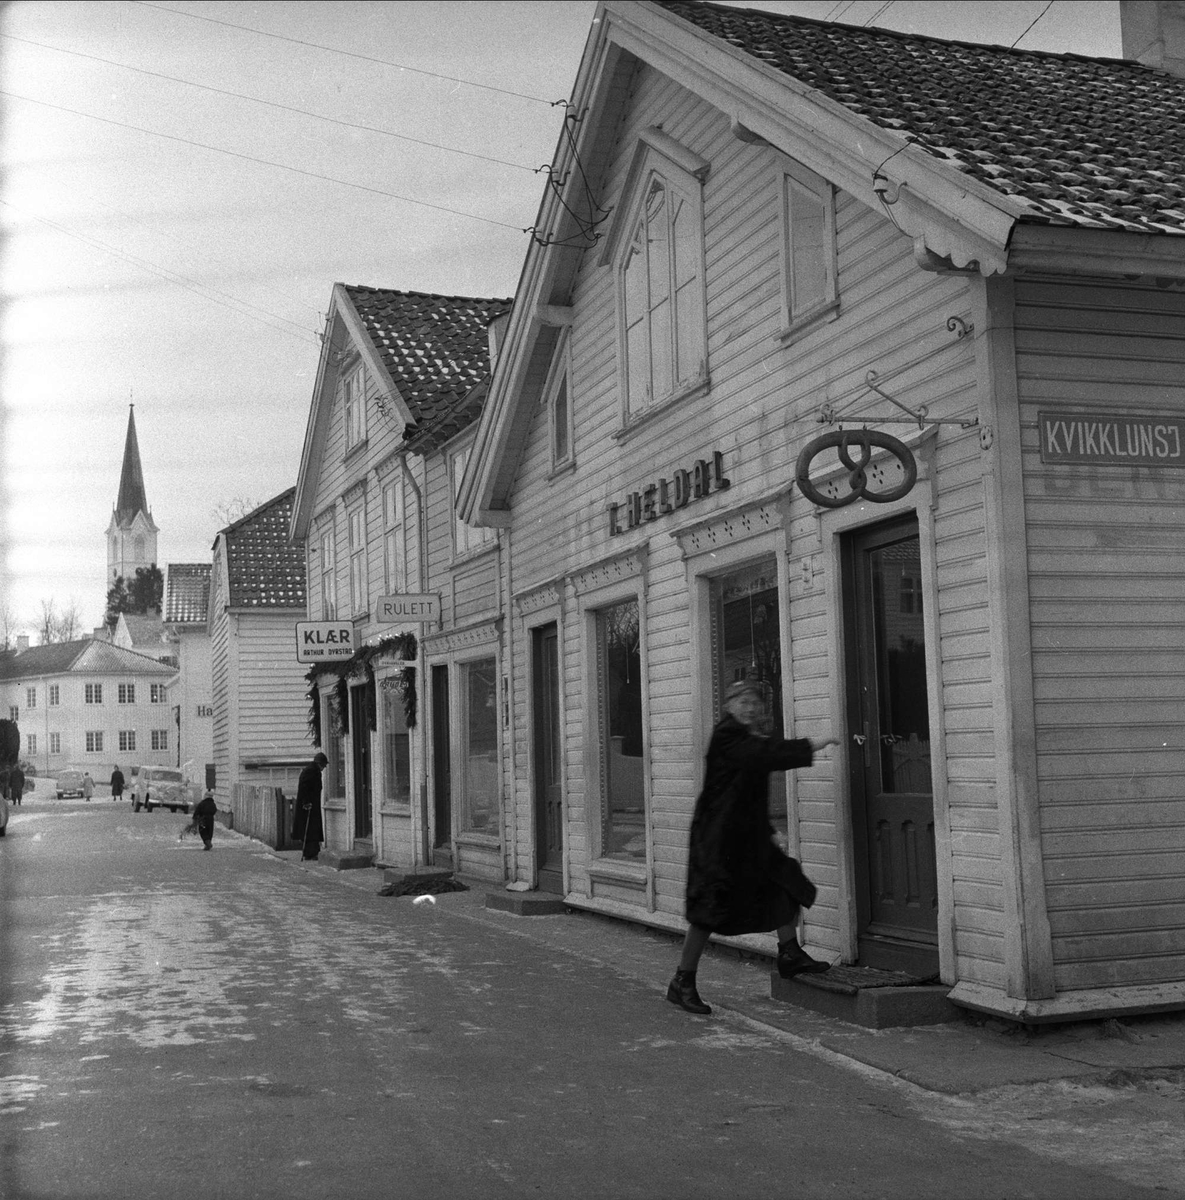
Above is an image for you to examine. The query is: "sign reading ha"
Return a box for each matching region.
[295,621,356,663]
[1039,411,1185,467]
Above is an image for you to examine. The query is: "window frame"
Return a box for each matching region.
[347,502,368,617]
[778,156,839,338]
[545,332,575,474]
[118,682,136,705]
[119,730,136,753]
[49,732,61,755]
[86,731,104,753]
[318,523,338,620]
[26,687,36,709]
[381,473,407,595]
[150,683,166,704]
[343,363,367,453]
[48,685,60,707]
[85,683,103,705]
[152,729,168,750]
[27,733,36,755]
[450,442,495,560]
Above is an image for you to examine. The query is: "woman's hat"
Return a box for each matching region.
[725,678,765,702]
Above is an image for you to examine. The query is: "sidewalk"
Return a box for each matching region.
[268,851,1185,1098]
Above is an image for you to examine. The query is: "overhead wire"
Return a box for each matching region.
[1011,1,1056,48]
[1,33,540,175]
[862,2,897,27]
[131,0,564,106]
[0,89,529,232]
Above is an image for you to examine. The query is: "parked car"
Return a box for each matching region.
[56,769,86,799]
[130,767,192,813]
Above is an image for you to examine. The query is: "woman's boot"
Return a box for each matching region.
[777,937,830,979]
[666,969,711,1015]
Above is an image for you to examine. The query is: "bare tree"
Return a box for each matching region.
[211,496,260,527]
[36,599,83,645]
[0,605,22,651]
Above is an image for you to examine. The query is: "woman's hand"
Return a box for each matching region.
[811,736,841,753]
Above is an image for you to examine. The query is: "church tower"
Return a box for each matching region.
[106,404,159,586]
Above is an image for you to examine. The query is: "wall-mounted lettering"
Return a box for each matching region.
[1039,411,1185,466]
[607,450,730,535]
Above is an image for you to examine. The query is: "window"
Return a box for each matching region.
[451,445,495,557]
[322,693,345,798]
[151,729,168,750]
[8,706,17,722]
[27,734,36,755]
[319,526,337,620]
[348,505,367,616]
[119,731,136,752]
[134,535,145,560]
[49,733,61,755]
[382,476,406,593]
[118,683,135,704]
[546,337,573,470]
[596,598,645,860]
[26,687,36,709]
[150,683,166,704]
[49,685,59,707]
[781,160,837,331]
[86,731,104,753]
[85,684,103,705]
[459,658,498,834]
[343,366,367,450]
[382,679,411,805]
[617,152,706,420]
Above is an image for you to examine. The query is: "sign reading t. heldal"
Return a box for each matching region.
[295,622,356,663]
[377,594,440,624]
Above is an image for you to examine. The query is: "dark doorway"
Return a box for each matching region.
[350,682,373,841]
[431,664,452,867]
[532,624,563,894]
[844,516,938,974]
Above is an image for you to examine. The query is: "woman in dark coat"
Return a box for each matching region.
[668,679,838,1015]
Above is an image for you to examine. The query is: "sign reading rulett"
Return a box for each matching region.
[1039,411,1185,466]
[377,593,440,624]
[295,621,356,663]
[795,429,918,509]
[607,449,730,535]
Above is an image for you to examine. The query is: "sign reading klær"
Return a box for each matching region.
[377,593,440,624]
[1039,411,1185,467]
[295,621,356,662]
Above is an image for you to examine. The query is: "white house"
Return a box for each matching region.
[164,562,214,787]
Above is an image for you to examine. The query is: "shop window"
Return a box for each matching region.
[26,687,36,709]
[343,365,367,451]
[85,684,103,705]
[451,445,494,558]
[322,693,345,798]
[711,560,786,845]
[49,685,60,707]
[382,476,406,593]
[382,681,411,805]
[119,731,136,753]
[618,158,707,421]
[459,657,498,834]
[118,683,135,704]
[319,526,337,620]
[86,731,104,753]
[348,504,367,616]
[596,598,645,860]
[781,160,838,332]
[49,733,61,755]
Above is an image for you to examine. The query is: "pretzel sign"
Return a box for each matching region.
[795,429,918,509]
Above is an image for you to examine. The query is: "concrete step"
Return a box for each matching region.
[485,890,569,917]
[320,849,376,871]
[381,867,454,887]
[771,964,959,1029]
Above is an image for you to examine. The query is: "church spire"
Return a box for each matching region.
[114,404,149,525]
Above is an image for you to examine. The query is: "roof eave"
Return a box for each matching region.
[1008,223,1185,280]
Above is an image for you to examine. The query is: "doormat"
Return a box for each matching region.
[799,964,941,996]
[378,876,469,897]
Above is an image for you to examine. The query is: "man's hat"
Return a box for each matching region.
[313,752,329,767]
[725,678,765,702]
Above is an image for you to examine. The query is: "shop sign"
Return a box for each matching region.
[376,593,440,623]
[795,429,917,509]
[607,450,730,535]
[1039,411,1185,466]
[295,621,356,662]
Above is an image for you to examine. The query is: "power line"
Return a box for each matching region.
[0,198,322,345]
[863,2,897,27]
[0,90,529,233]
[1012,1,1056,48]
[132,0,564,107]
[1,33,540,175]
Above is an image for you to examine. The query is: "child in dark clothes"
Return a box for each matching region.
[193,792,218,850]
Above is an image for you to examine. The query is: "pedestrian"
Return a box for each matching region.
[293,752,328,861]
[8,764,24,806]
[110,765,125,803]
[82,772,95,802]
[192,791,218,850]
[667,678,839,1016]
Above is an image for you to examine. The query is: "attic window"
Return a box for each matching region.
[780,158,838,335]
[343,365,367,451]
[546,331,574,472]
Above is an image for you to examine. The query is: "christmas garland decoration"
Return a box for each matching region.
[304,633,418,744]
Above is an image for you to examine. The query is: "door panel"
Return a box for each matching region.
[350,682,373,840]
[431,665,452,861]
[533,624,563,893]
[845,518,938,961]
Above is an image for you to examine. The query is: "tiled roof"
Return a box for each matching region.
[659,1,1185,235]
[120,613,166,647]
[165,563,212,624]
[222,488,305,609]
[0,639,173,682]
[342,286,512,446]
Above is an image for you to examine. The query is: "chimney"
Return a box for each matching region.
[1121,0,1185,76]
[15,635,29,653]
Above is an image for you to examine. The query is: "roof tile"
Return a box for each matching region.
[222,489,305,610]
[165,563,212,624]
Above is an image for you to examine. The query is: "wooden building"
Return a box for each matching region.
[209,490,310,809]
[460,1,1185,1021]
[290,285,511,874]
[164,562,214,786]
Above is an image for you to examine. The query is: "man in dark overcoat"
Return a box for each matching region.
[8,764,25,806]
[293,752,328,861]
[109,765,125,803]
[668,679,838,1015]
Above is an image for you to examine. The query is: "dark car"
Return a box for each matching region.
[56,769,86,799]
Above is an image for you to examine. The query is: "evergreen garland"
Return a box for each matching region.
[303,633,418,743]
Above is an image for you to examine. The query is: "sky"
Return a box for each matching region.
[0,0,1123,640]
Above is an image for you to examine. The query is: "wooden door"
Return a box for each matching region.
[532,624,563,894]
[350,683,373,840]
[845,517,938,970]
[431,665,452,863]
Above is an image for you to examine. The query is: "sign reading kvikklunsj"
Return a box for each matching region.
[1039,411,1185,466]
[295,621,356,662]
